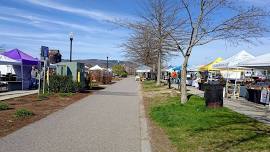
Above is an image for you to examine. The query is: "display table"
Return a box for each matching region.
[246,87,270,105]
[0,81,22,91]
[247,88,261,104]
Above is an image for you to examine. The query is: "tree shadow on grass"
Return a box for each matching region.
[188,114,270,151]
[214,122,270,151]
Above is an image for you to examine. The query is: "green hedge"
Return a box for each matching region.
[46,74,81,93]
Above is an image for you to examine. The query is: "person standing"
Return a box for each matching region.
[30,66,38,89]
[171,70,177,84]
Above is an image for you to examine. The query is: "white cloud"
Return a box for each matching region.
[0,7,127,36]
[24,0,133,22]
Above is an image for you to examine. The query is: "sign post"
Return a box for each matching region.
[41,46,49,94]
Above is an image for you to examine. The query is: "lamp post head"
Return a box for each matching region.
[69,32,74,40]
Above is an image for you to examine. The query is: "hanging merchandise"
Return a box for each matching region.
[260,89,270,104]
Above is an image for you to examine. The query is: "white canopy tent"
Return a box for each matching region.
[213,50,255,79]
[213,50,255,69]
[239,53,270,70]
[213,50,255,98]
[136,65,152,73]
[90,65,104,71]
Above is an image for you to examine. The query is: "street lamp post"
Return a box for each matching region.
[69,32,74,62]
[107,56,109,70]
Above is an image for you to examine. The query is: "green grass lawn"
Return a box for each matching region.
[143,81,270,152]
[142,80,164,92]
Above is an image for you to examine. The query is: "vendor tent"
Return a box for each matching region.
[188,65,203,72]
[199,58,223,71]
[239,53,270,70]
[2,48,39,65]
[172,66,181,72]
[213,50,255,69]
[1,49,39,90]
[90,65,104,71]
[136,65,152,73]
[213,51,255,80]
[0,54,20,65]
[0,54,21,76]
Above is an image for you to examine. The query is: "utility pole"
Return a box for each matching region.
[69,32,74,62]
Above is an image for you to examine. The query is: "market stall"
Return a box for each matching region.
[213,50,255,98]
[198,57,223,90]
[0,54,21,91]
[136,65,153,80]
[238,53,270,104]
[89,65,111,85]
[1,49,39,90]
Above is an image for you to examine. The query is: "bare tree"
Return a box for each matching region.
[122,24,158,67]
[169,0,269,103]
[122,0,179,85]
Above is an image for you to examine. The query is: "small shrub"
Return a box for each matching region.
[46,74,80,93]
[0,102,9,110]
[15,109,34,118]
[121,72,128,77]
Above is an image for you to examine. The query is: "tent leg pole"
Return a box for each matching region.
[21,64,23,91]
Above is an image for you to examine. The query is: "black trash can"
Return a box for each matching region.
[204,84,224,108]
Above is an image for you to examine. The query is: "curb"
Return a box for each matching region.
[138,83,152,152]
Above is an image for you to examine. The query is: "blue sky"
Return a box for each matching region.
[0,0,269,66]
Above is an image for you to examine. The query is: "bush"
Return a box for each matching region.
[112,65,128,77]
[0,102,9,110]
[120,72,128,77]
[46,74,80,93]
[15,109,34,118]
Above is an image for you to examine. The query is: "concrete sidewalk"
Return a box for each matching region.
[172,84,270,125]
[0,77,149,152]
[0,90,38,101]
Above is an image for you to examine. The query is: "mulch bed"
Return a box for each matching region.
[0,92,90,137]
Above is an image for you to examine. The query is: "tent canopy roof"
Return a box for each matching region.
[0,54,21,65]
[213,50,255,69]
[2,48,39,65]
[90,65,104,70]
[199,57,223,71]
[239,53,270,70]
[136,65,152,73]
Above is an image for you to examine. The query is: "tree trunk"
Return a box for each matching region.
[180,55,189,104]
[156,51,161,86]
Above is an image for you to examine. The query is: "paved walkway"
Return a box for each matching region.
[172,84,270,125]
[0,90,38,101]
[0,77,146,152]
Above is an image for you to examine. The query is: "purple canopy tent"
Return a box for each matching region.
[2,48,39,65]
[1,49,39,90]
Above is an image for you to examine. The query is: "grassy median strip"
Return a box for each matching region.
[143,81,270,152]
[143,80,164,92]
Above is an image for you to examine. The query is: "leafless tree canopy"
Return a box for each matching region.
[122,0,179,85]
[167,0,269,103]
[121,0,269,103]
[172,0,269,54]
[122,24,158,67]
